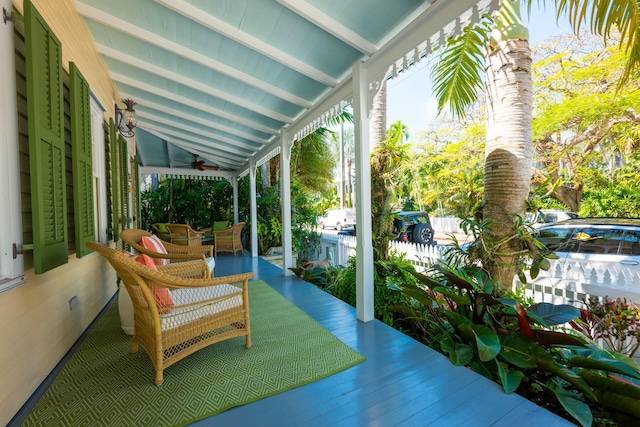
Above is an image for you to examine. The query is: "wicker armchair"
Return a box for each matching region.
[214,222,246,256]
[87,242,254,385]
[121,228,213,263]
[167,223,204,246]
[151,223,172,241]
[202,221,231,239]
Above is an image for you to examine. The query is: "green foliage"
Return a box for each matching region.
[393,262,640,426]
[312,252,421,327]
[140,178,232,231]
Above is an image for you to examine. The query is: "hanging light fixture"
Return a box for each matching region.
[115,98,137,138]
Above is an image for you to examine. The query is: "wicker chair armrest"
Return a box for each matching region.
[157,260,210,278]
[139,251,206,262]
[162,241,214,257]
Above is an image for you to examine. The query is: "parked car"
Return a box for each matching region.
[336,211,436,245]
[318,208,356,231]
[526,209,580,229]
[536,218,640,274]
[393,211,435,245]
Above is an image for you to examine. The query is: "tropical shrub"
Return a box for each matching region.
[393,264,640,426]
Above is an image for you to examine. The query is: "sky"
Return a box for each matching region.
[386,4,576,137]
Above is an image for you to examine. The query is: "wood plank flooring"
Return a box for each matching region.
[198,255,574,427]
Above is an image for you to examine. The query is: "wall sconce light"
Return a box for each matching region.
[115,98,137,138]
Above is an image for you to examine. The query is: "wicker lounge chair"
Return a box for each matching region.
[121,228,213,264]
[214,222,246,256]
[87,242,254,385]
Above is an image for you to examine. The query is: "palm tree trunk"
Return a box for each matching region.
[370,79,387,150]
[484,36,533,288]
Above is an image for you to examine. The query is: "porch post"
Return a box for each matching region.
[249,158,258,257]
[352,60,374,322]
[232,175,239,224]
[280,132,293,276]
[0,0,24,280]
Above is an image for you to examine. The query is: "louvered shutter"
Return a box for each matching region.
[109,119,120,241]
[70,63,94,258]
[25,0,67,273]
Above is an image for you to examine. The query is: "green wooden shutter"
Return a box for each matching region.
[25,0,67,273]
[70,62,94,258]
[119,136,129,230]
[109,119,120,241]
[134,160,140,228]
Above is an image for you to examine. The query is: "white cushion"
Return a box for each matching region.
[160,284,242,330]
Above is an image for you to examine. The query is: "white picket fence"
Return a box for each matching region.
[318,234,447,270]
[318,234,640,303]
[519,258,640,305]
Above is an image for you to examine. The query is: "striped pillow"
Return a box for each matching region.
[140,235,169,266]
[136,254,174,311]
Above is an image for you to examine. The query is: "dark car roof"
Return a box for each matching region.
[540,217,640,228]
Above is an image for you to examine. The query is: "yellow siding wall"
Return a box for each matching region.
[0,1,122,424]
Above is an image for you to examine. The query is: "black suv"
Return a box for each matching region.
[393,211,435,245]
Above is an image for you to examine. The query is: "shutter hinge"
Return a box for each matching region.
[3,7,15,24]
[13,243,33,259]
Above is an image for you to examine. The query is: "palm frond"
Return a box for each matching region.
[431,18,492,118]
[553,0,640,89]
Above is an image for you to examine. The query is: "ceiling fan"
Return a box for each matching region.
[176,154,219,171]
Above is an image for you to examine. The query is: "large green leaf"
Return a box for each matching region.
[433,287,471,306]
[460,324,501,362]
[527,302,580,326]
[407,269,443,290]
[444,310,473,329]
[496,360,524,393]
[441,336,474,366]
[572,356,640,381]
[544,381,593,427]
[393,282,434,307]
[499,332,539,369]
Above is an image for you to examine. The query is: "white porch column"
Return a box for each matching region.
[0,1,24,281]
[232,176,239,224]
[249,158,258,257]
[280,132,293,276]
[352,60,374,322]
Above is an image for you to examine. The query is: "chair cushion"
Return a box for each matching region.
[136,254,174,310]
[156,223,170,233]
[140,235,170,266]
[160,284,242,330]
[213,221,229,231]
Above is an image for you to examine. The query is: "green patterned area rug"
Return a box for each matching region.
[23,280,365,426]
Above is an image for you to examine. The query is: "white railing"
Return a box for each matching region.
[318,235,447,271]
[519,258,640,304]
[317,234,640,303]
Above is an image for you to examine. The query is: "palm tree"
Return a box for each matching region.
[432,0,640,288]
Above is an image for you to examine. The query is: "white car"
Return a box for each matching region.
[526,209,580,229]
[318,208,356,231]
[536,218,640,275]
